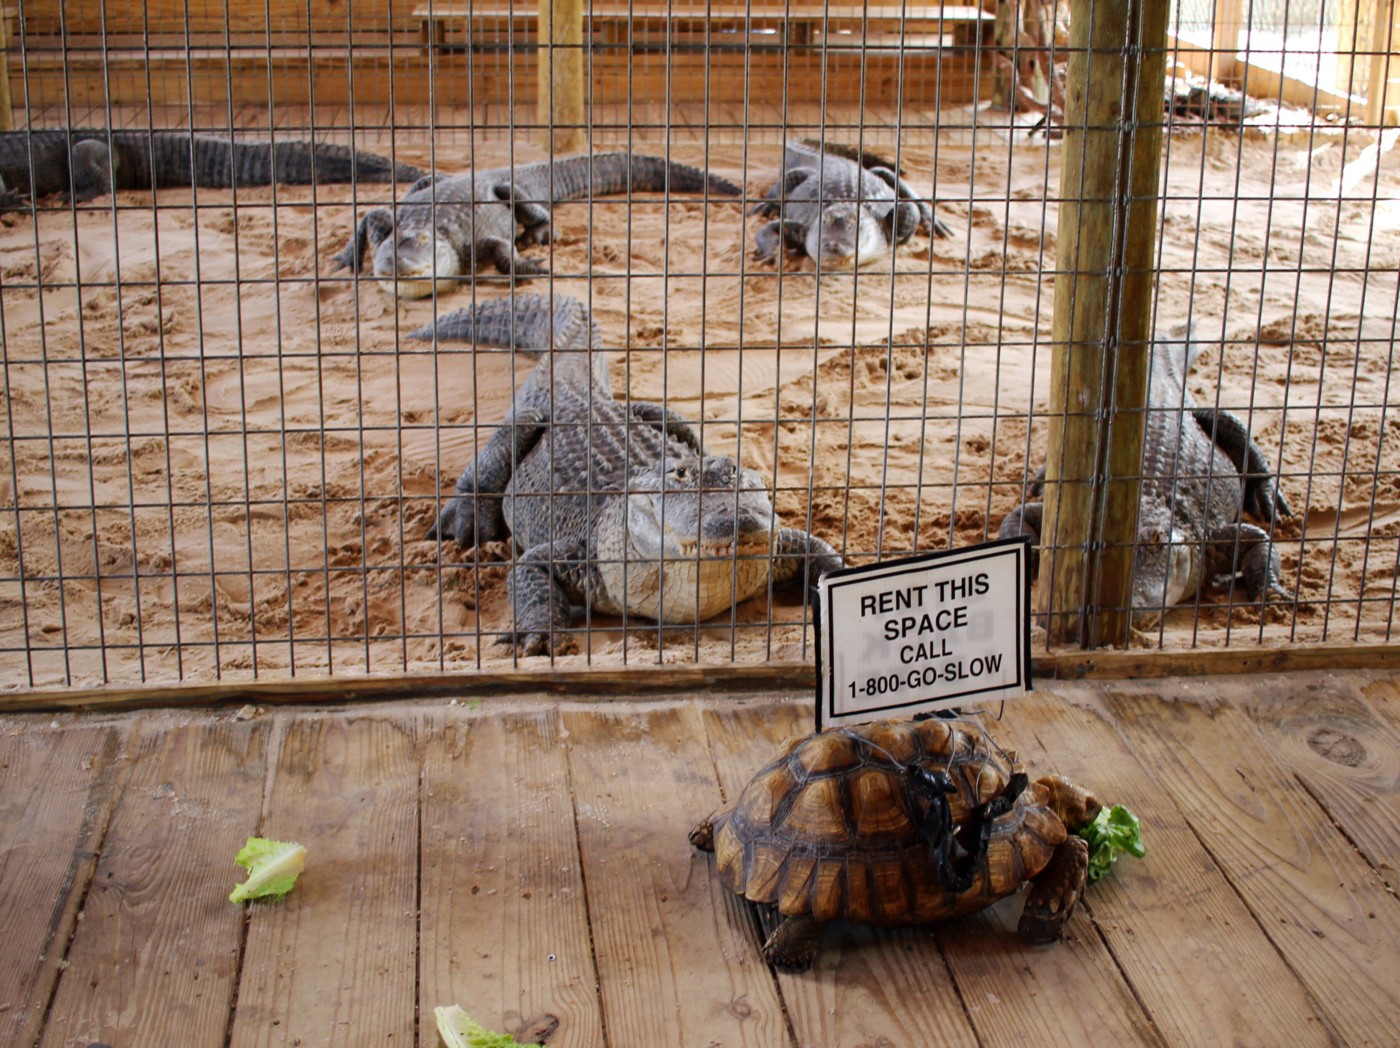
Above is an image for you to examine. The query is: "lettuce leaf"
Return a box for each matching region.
[435,1005,530,1048]
[1075,804,1146,883]
[228,837,307,903]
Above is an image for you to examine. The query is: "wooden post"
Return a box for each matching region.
[1365,0,1399,126]
[0,6,14,132]
[1210,0,1243,84]
[1036,0,1170,647]
[539,0,586,154]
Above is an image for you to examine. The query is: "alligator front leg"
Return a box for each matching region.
[505,538,591,655]
[1190,408,1292,521]
[752,167,813,218]
[870,165,952,239]
[629,401,704,453]
[427,408,547,546]
[479,236,551,279]
[68,139,119,200]
[754,219,807,263]
[997,501,1043,576]
[331,207,395,272]
[1204,522,1289,602]
[770,528,844,604]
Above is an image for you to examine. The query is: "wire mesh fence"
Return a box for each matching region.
[0,0,1396,690]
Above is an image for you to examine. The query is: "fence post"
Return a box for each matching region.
[1037,0,1170,647]
[539,0,586,153]
[0,6,14,131]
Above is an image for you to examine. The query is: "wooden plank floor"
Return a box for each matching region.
[3,671,1398,1047]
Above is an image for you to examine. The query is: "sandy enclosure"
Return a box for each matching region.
[1,125,1397,688]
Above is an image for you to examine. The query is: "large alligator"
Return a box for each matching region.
[331,153,742,298]
[752,139,952,269]
[998,324,1292,624]
[0,129,423,212]
[414,292,844,654]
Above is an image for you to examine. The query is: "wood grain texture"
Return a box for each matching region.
[1106,690,1400,1047]
[701,701,981,1048]
[563,703,790,1046]
[1237,674,1400,892]
[419,709,603,1048]
[38,720,267,1048]
[228,713,418,1048]
[0,724,124,1047]
[1004,693,1336,1048]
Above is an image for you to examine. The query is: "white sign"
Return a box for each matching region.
[815,537,1032,728]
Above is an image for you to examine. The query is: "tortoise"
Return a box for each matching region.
[690,716,1101,972]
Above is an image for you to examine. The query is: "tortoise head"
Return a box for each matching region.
[624,454,776,562]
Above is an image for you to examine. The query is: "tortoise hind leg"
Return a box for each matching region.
[759,910,825,973]
[1018,835,1089,943]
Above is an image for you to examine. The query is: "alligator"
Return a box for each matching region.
[331,152,743,298]
[752,139,953,269]
[414,292,844,654]
[997,324,1292,624]
[0,129,423,212]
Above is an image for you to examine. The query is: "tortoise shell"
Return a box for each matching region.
[707,718,1069,926]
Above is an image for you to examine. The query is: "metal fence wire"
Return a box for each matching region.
[0,0,1396,689]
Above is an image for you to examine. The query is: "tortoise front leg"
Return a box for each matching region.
[760,912,825,973]
[1018,835,1089,943]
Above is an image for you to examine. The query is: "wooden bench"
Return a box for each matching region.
[413,3,992,51]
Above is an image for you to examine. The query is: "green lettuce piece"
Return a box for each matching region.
[435,1005,529,1048]
[228,837,307,903]
[1075,804,1146,883]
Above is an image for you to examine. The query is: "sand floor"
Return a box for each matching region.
[1,123,1397,688]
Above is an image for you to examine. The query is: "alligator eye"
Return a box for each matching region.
[673,465,690,483]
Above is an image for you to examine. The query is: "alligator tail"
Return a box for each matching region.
[150,134,424,188]
[408,293,600,354]
[797,137,906,176]
[542,152,742,201]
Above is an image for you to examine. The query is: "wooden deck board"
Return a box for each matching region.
[1004,695,1337,1048]
[2,672,1398,1046]
[1106,692,1400,1047]
[563,704,791,1046]
[0,725,125,1048]
[228,713,419,1048]
[419,709,604,1048]
[38,721,267,1048]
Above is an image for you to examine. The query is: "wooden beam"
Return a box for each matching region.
[538,0,586,153]
[0,5,13,131]
[0,642,1395,714]
[1366,0,1399,126]
[1039,0,1170,647]
[1210,0,1244,83]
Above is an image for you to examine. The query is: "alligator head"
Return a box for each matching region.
[1130,508,1200,627]
[372,228,460,299]
[805,201,891,269]
[610,454,779,622]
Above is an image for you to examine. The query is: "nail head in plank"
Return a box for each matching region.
[419,709,604,1048]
